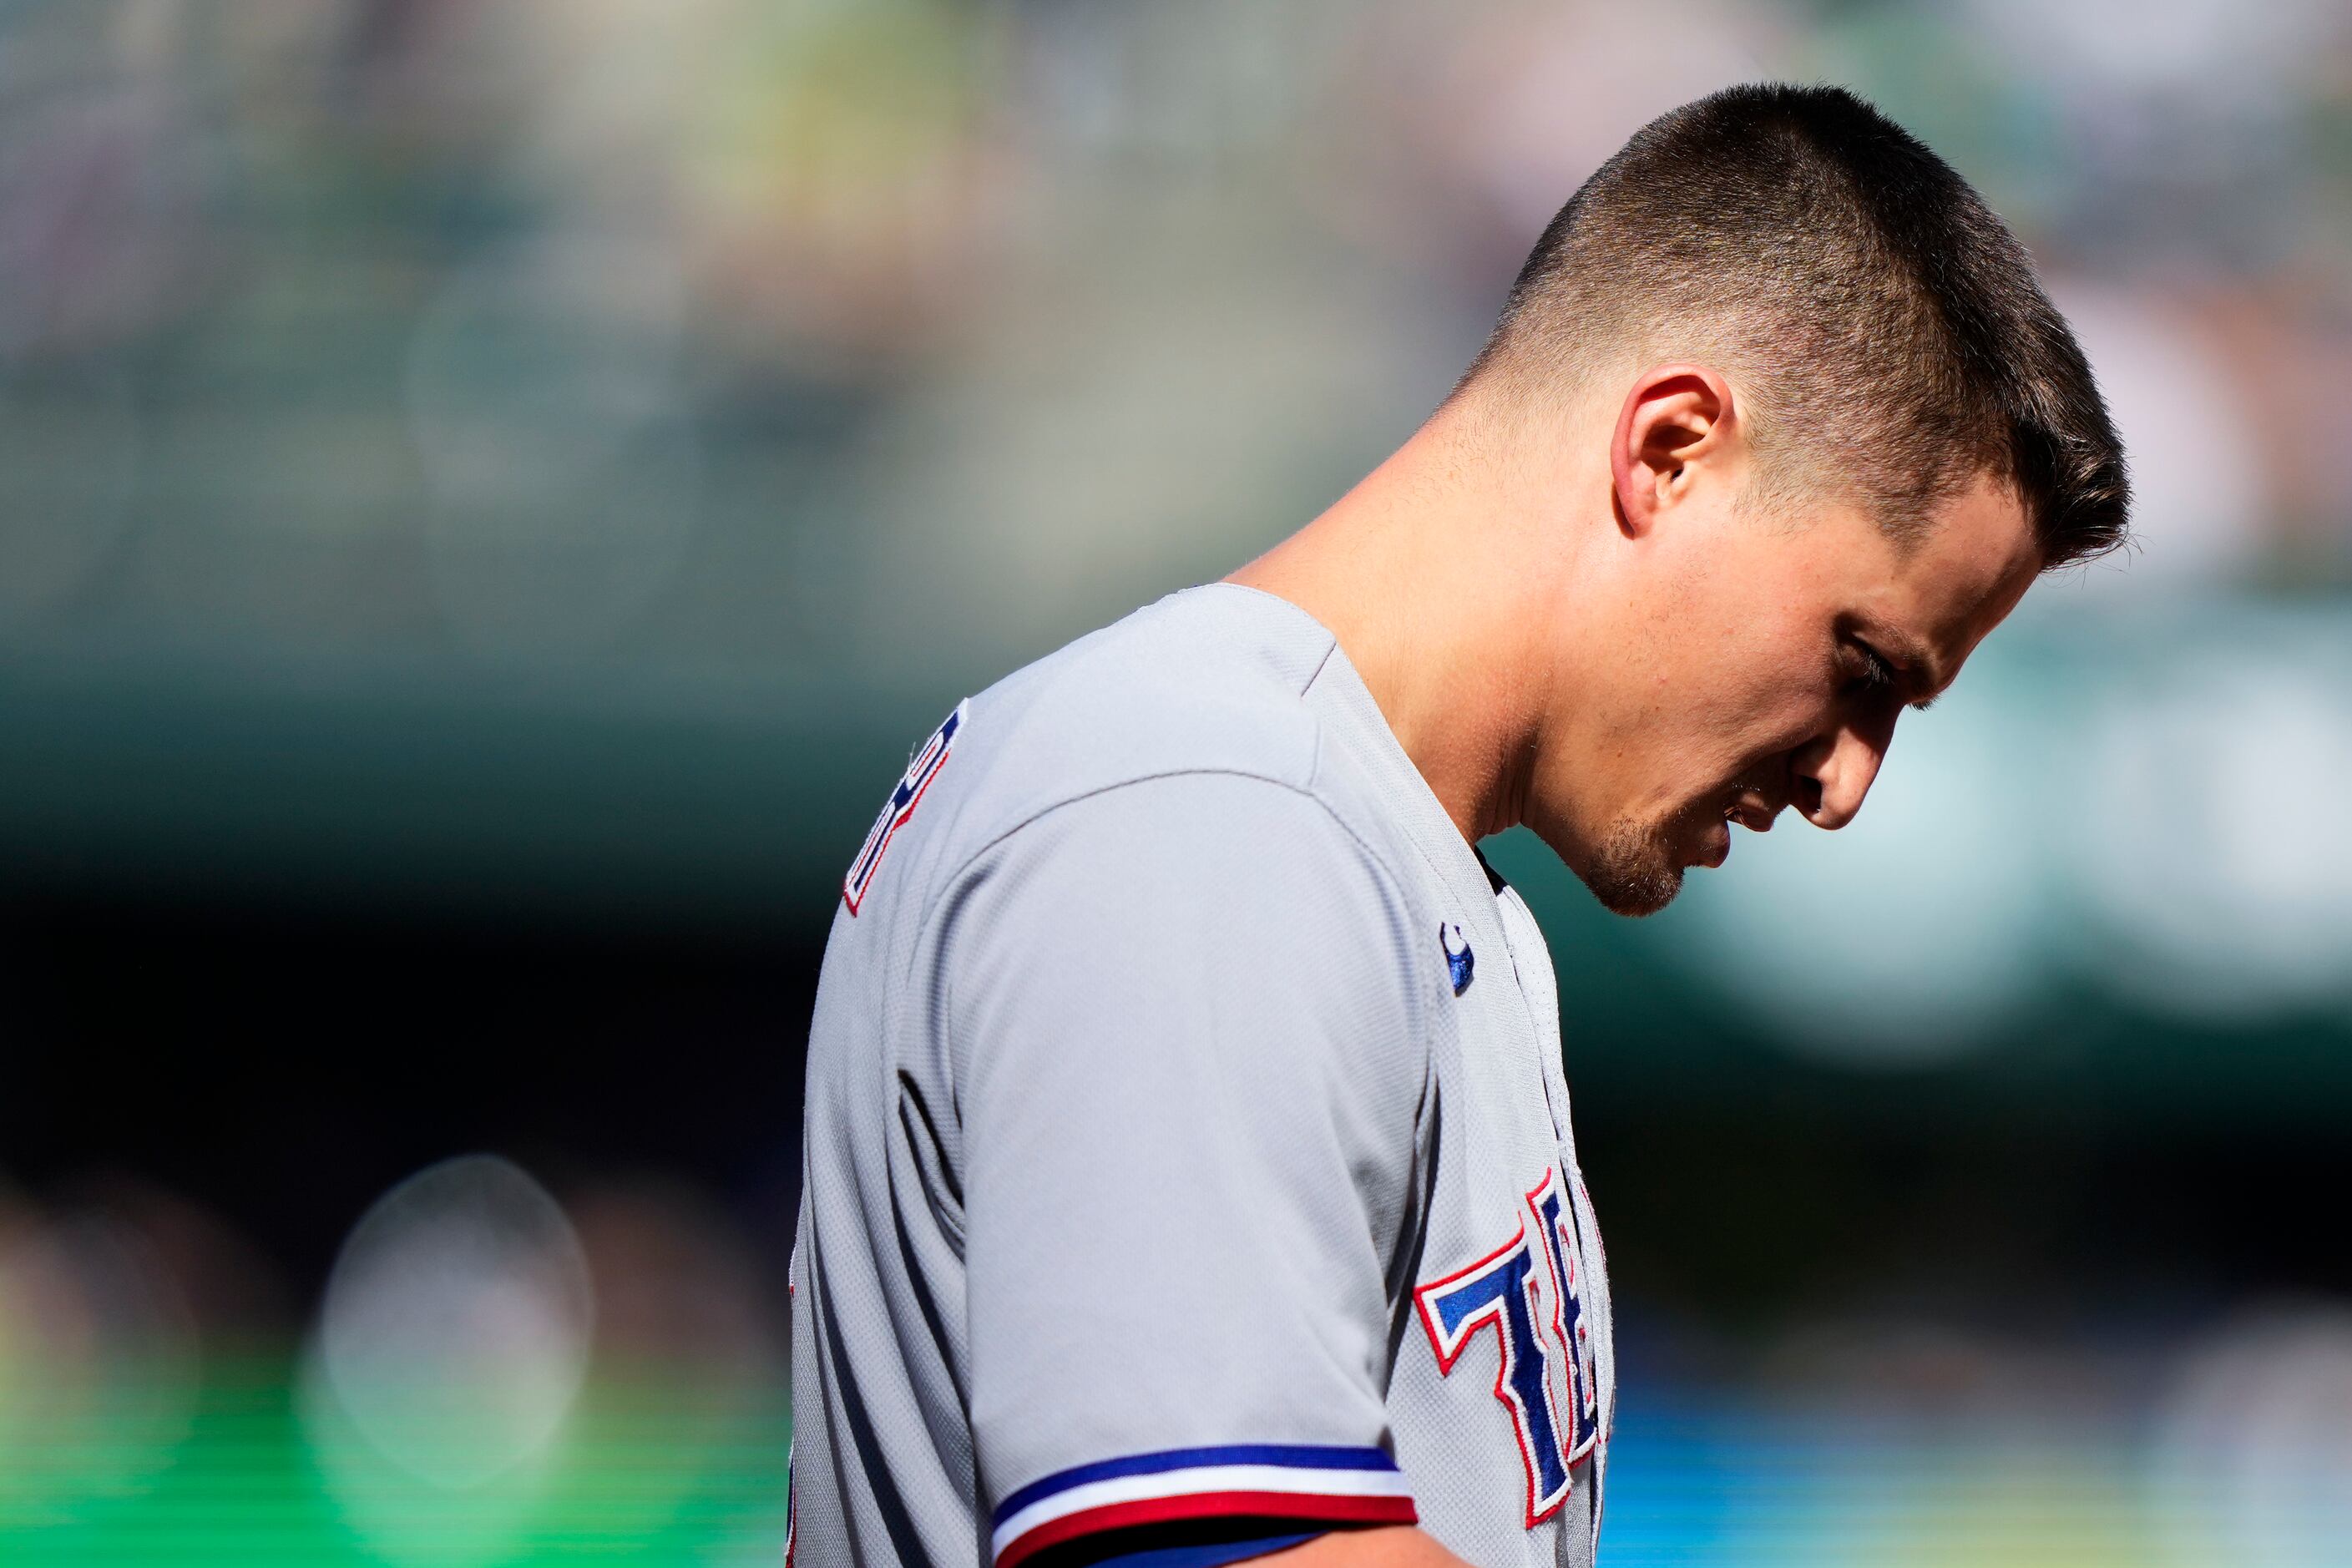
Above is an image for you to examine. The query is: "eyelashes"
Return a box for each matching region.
[1846,639,1937,712]
[1848,640,1898,691]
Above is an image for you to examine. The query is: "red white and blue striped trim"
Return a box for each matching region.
[842,700,968,915]
[990,1444,1415,1568]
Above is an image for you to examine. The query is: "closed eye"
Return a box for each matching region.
[1847,640,1898,695]
[1849,638,1937,712]
[1855,642,1897,690]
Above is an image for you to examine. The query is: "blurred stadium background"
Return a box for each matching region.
[3,1,2349,1563]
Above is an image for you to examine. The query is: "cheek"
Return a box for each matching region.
[1614,589,1835,780]
[1687,630,1835,751]
[1613,678,1822,807]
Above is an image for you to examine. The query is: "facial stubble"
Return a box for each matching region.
[1582,813,1687,918]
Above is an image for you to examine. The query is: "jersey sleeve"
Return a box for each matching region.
[942,771,1435,1568]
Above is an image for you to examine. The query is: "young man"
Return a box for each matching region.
[790,85,2127,1568]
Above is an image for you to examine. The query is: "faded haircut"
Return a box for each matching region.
[1458,83,2128,569]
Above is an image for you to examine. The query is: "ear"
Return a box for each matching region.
[1609,364,1739,538]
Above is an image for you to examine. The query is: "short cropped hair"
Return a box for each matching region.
[1460,83,2127,569]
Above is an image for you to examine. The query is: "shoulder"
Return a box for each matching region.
[835,586,1445,1016]
[943,770,1440,1144]
[892,594,1447,1147]
[921,586,1357,879]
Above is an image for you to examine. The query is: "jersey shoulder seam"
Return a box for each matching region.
[920,762,1439,1098]
[927,761,1409,933]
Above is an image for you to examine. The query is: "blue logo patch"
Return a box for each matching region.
[1441,922,1474,994]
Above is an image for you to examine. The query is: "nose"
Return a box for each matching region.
[1790,721,1889,831]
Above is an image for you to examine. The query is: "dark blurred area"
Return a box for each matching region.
[4,1,2350,1563]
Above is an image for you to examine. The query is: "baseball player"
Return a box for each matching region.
[791,85,2126,1568]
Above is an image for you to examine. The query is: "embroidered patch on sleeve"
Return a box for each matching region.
[843,700,969,915]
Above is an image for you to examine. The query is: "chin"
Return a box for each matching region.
[1588,863,1684,918]
[1577,819,1687,918]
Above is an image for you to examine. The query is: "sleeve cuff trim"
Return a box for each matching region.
[992,1447,1415,1568]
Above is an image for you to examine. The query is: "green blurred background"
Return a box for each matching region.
[3,1,2350,1563]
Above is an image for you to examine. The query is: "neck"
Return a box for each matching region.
[1228,399,1575,844]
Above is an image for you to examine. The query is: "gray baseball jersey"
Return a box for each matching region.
[791,584,1616,1568]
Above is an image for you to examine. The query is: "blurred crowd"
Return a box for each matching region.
[6,1154,2350,1564]
[3,0,2352,1034]
[2,0,2348,660]
[0,1157,792,1564]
